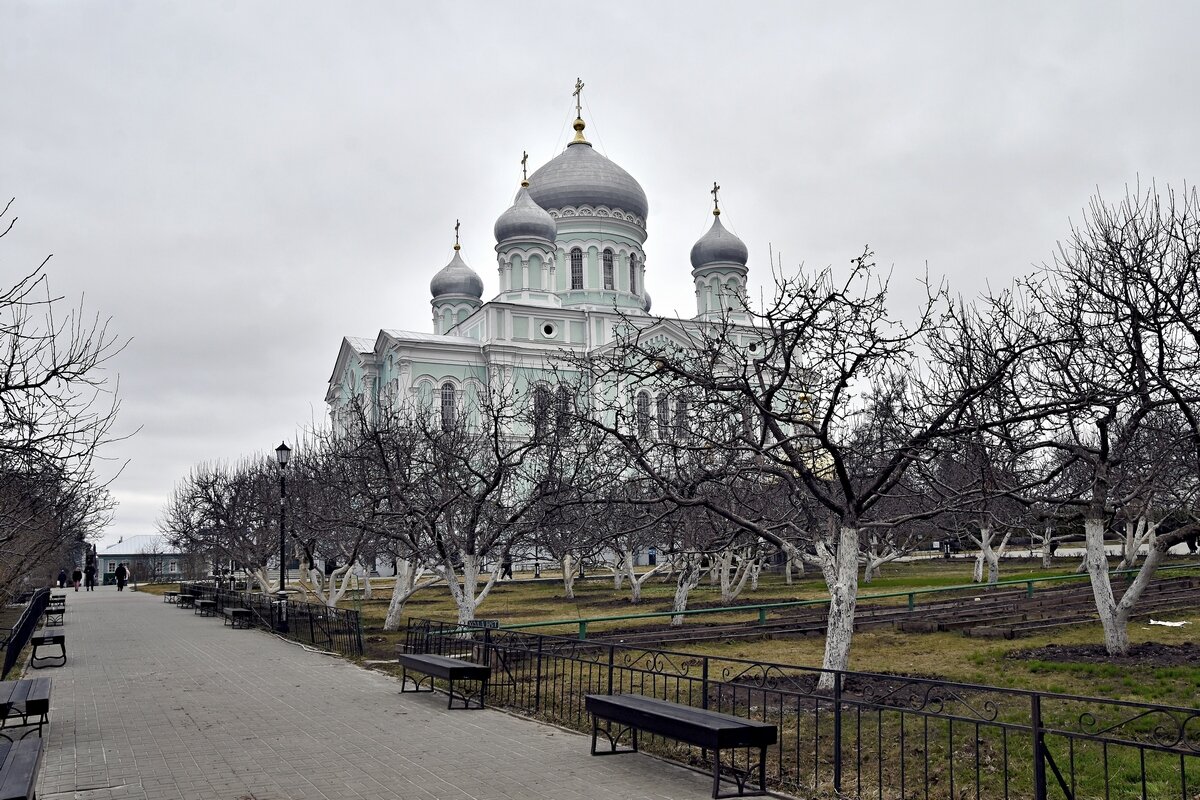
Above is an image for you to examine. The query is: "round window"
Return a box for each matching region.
[541,322,556,337]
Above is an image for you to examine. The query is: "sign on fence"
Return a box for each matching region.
[465,619,500,629]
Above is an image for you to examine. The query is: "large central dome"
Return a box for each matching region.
[527,140,649,221]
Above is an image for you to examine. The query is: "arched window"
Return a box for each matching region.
[675,393,690,440]
[570,248,584,290]
[656,395,671,440]
[555,385,573,433]
[635,391,651,439]
[440,383,457,430]
[533,384,551,438]
[629,253,638,293]
[602,249,614,290]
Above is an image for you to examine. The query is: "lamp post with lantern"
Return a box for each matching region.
[275,441,291,632]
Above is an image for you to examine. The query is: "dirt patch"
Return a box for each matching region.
[1007,641,1200,668]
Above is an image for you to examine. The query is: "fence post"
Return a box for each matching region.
[1031,693,1048,800]
[483,627,492,667]
[907,592,916,610]
[833,671,843,795]
[758,607,767,625]
[1027,580,1036,598]
[579,621,588,640]
[533,636,544,713]
[701,656,710,710]
[606,644,615,695]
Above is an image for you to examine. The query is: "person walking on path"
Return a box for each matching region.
[71,567,83,591]
[84,563,96,591]
[114,563,128,591]
[57,568,67,588]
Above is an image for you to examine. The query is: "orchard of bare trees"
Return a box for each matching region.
[160,184,1200,678]
[0,200,124,598]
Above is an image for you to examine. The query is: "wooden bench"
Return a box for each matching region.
[585,693,777,799]
[29,635,65,670]
[163,591,178,603]
[41,597,65,628]
[0,679,51,741]
[221,608,252,629]
[0,738,43,800]
[397,653,490,709]
[177,594,195,609]
[194,599,216,617]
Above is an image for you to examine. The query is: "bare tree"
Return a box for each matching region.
[575,251,1044,686]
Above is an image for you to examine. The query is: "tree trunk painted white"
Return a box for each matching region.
[357,564,373,600]
[561,553,577,600]
[972,526,1012,585]
[382,559,441,631]
[1116,517,1157,570]
[611,552,626,591]
[443,552,500,624]
[623,550,664,604]
[1083,516,1131,654]
[669,557,702,627]
[251,566,280,595]
[1040,523,1055,568]
[817,527,860,692]
[717,547,754,604]
[750,557,761,591]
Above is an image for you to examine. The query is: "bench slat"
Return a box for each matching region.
[587,694,776,750]
[0,738,43,800]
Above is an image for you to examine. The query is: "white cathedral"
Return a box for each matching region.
[326,90,755,428]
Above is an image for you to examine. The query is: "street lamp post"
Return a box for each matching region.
[275,441,291,632]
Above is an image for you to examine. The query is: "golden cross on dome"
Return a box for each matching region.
[521,151,529,182]
[454,219,461,250]
[711,182,721,215]
[573,78,585,118]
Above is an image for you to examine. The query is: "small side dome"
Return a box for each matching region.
[494,184,557,243]
[689,215,748,269]
[430,248,484,300]
[642,289,652,312]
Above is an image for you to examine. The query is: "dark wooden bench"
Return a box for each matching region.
[0,738,43,800]
[163,591,178,603]
[194,599,216,617]
[177,594,195,609]
[585,693,777,798]
[29,635,65,669]
[221,608,252,629]
[0,679,51,741]
[41,597,64,628]
[397,653,490,709]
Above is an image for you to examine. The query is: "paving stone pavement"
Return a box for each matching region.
[34,588,723,800]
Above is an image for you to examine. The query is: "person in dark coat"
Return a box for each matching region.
[71,567,82,591]
[84,562,96,591]
[56,568,67,588]
[114,563,128,591]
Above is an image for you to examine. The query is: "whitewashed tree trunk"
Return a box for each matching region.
[623,551,664,604]
[357,563,373,600]
[817,527,860,692]
[973,526,1012,585]
[251,566,280,594]
[611,552,626,591]
[717,547,754,604]
[383,559,441,631]
[1040,524,1055,568]
[444,552,500,624]
[1083,517,1131,654]
[561,553,577,600]
[750,557,762,591]
[669,556,702,627]
[1116,518,1157,570]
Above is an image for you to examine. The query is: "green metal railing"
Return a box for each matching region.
[496,560,1200,639]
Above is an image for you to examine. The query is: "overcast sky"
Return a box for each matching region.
[5,2,1199,547]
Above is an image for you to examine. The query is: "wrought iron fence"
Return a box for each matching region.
[404,617,1199,800]
[179,581,362,656]
[2,588,50,679]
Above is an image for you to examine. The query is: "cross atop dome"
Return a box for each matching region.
[571,77,589,144]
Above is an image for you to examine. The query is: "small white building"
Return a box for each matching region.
[96,535,186,584]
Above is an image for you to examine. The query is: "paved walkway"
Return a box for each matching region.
[34,588,718,800]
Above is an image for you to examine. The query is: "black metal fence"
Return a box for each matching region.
[2,588,50,679]
[404,617,1199,800]
[180,582,362,656]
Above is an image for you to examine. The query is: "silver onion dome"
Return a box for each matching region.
[689,214,748,269]
[494,184,557,243]
[527,141,649,220]
[641,289,652,312]
[430,248,484,299]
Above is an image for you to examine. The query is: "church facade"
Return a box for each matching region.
[326,97,755,432]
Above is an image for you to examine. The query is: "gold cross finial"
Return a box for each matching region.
[454,219,461,251]
[711,182,721,216]
[573,77,585,118]
[521,150,529,183]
